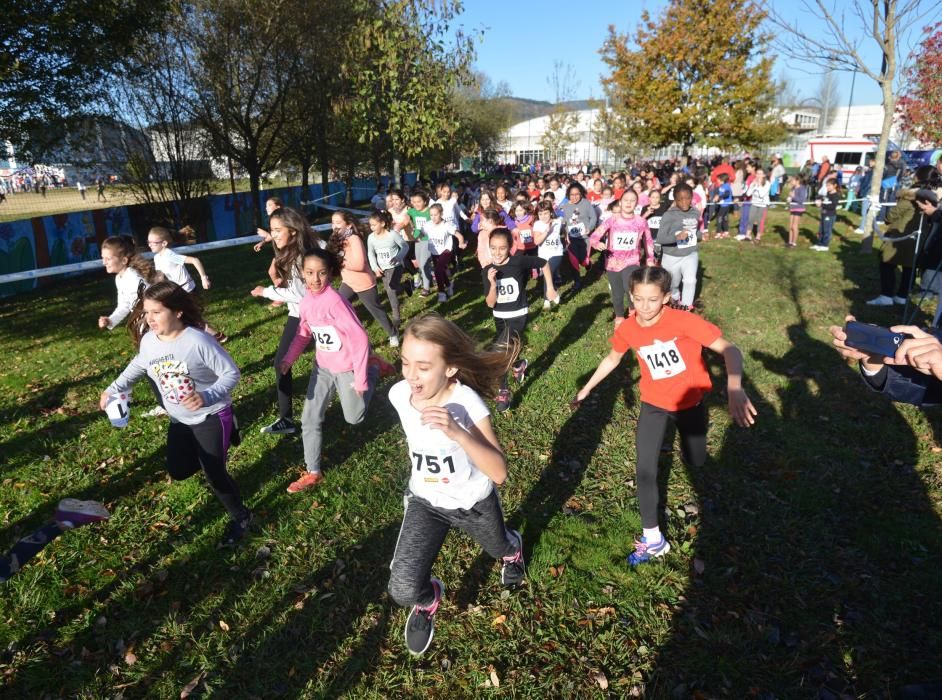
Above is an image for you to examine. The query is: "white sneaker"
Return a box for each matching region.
[812,245,828,252]
[735,234,747,241]
[144,406,168,418]
[550,294,561,308]
[854,227,864,234]
[389,335,400,347]
[893,296,908,305]
[437,292,447,302]
[543,299,551,310]
[866,295,894,306]
[447,282,454,296]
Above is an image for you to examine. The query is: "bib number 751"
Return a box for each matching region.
[412,451,456,474]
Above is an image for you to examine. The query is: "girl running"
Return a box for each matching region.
[571,267,756,566]
[251,206,316,435]
[656,183,700,311]
[101,281,253,545]
[420,203,466,302]
[483,228,559,411]
[560,183,598,290]
[98,236,152,332]
[475,209,520,268]
[787,175,808,248]
[739,169,771,243]
[254,196,285,305]
[147,226,227,342]
[532,201,566,305]
[277,248,388,492]
[512,200,537,257]
[589,190,656,329]
[327,210,400,346]
[407,191,434,296]
[470,191,513,235]
[367,210,411,328]
[387,314,525,656]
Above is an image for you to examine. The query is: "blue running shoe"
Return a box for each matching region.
[627,536,671,567]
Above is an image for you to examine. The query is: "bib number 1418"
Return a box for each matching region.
[412,452,456,474]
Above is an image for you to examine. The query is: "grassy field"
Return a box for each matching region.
[0,205,940,699]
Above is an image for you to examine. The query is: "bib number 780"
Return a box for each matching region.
[412,451,456,474]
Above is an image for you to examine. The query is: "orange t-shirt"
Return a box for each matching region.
[610,306,722,411]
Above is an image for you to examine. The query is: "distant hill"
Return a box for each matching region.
[496,97,596,124]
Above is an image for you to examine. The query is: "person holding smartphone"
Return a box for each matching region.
[829,315,942,405]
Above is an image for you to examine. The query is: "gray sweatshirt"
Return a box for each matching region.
[367,231,408,271]
[656,206,701,257]
[559,199,598,240]
[106,327,240,425]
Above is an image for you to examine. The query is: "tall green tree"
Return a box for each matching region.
[601,0,784,154]
[0,0,170,159]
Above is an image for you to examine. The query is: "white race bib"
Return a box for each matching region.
[638,339,687,380]
[519,227,533,244]
[410,442,472,487]
[311,325,342,353]
[430,231,450,252]
[648,216,662,230]
[377,248,397,267]
[612,232,638,252]
[496,278,520,304]
[569,223,586,238]
[676,224,698,248]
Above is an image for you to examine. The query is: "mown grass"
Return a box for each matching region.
[0,205,940,699]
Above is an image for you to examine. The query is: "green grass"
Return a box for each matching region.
[0,206,940,698]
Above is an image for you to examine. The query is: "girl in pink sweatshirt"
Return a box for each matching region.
[589,189,656,329]
[278,248,393,492]
[327,211,399,347]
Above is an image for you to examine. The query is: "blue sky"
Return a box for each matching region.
[460,0,933,107]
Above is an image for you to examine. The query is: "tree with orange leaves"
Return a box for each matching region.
[600,0,784,155]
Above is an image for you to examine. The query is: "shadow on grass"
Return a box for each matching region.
[647,262,942,696]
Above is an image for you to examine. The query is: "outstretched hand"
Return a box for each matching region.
[728,388,757,427]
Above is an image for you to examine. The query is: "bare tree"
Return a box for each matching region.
[541,61,581,166]
[768,0,930,253]
[815,69,842,131]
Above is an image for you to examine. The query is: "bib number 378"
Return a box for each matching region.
[412,452,456,474]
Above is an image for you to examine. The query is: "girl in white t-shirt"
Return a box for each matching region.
[387,314,524,657]
[532,200,566,305]
[147,226,226,342]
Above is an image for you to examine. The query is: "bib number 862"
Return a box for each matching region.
[412,452,456,474]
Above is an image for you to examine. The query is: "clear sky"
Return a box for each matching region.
[459,0,932,108]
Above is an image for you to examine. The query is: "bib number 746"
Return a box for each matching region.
[412,451,456,474]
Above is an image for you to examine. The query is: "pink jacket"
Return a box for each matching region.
[589,215,655,272]
[283,285,371,391]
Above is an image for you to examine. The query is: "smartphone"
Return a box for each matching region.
[844,321,910,357]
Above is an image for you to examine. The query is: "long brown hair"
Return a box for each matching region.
[403,314,517,400]
[326,210,366,260]
[102,235,153,281]
[126,280,207,345]
[270,207,317,286]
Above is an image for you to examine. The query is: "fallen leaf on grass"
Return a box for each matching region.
[124,650,137,665]
[549,564,566,578]
[592,670,609,689]
[219,620,230,632]
[491,614,506,626]
[489,668,500,688]
[180,671,207,698]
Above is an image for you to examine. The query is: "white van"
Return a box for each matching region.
[804,137,876,179]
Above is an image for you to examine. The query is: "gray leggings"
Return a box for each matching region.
[338,283,397,338]
[300,363,379,473]
[414,240,433,290]
[388,488,518,608]
[606,265,639,318]
[381,266,405,324]
[660,252,699,307]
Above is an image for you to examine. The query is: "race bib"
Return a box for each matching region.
[496,278,520,304]
[648,216,662,230]
[569,223,586,238]
[612,232,638,252]
[676,224,698,248]
[377,248,396,267]
[311,325,342,353]
[519,228,533,244]
[638,339,687,380]
[410,443,471,486]
[430,232,450,252]
[541,236,563,255]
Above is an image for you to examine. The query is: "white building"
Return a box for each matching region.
[496,104,917,169]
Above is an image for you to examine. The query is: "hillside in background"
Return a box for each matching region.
[497,97,595,124]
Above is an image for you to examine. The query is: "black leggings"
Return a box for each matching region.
[0,523,63,583]
[607,265,639,318]
[338,283,397,338]
[879,262,913,298]
[166,406,249,522]
[274,316,302,420]
[714,205,731,233]
[635,401,707,529]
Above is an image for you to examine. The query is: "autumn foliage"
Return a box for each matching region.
[600,0,784,153]
[897,23,942,146]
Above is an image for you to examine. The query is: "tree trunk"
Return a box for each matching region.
[392,151,401,188]
[300,155,311,201]
[344,155,354,207]
[859,7,897,256]
[249,167,263,230]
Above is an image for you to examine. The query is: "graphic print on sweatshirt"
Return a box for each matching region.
[152,359,196,404]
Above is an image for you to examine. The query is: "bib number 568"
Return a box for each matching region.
[412,452,456,474]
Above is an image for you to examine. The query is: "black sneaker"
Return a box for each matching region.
[405,578,444,656]
[403,277,414,297]
[495,388,512,412]
[260,417,296,435]
[501,529,526,587]
[222,513,252,546]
